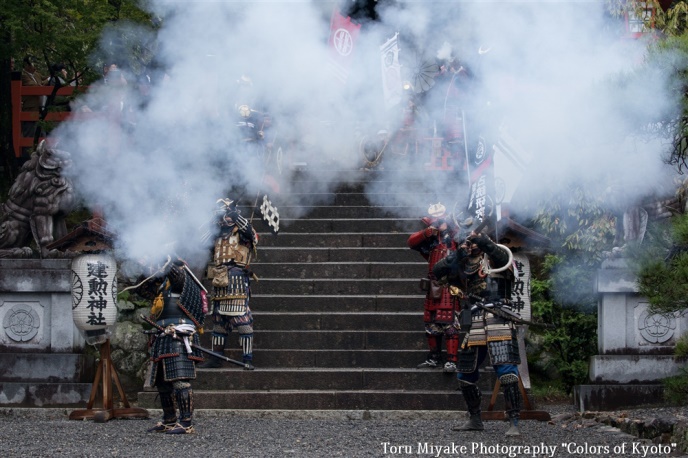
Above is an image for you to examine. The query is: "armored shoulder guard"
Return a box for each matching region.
[178,270,206,328]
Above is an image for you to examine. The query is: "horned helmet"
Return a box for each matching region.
[215,198,240,227]
[427,202,446,219]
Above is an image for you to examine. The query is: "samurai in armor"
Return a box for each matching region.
[144,258,207,435]
[407,203,461,373]
[234,74,271,165]
[433,230,523,437]
[201,198,259,370]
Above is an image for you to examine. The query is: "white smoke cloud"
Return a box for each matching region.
[54,0,679,270]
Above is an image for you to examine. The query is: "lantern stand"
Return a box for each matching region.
[69,338,149,422]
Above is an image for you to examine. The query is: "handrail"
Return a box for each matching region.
[10,72,90,158]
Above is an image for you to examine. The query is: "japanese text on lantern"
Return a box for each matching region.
[510,255,532,321]
[511,259,526,313]
[86,262,109,326]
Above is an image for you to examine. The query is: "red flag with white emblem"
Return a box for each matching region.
[327,8,361,85]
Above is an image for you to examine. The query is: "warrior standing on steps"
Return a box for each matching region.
[201,198,259,370]
[143,257,207,435]
[407,203,461,373]
[432,229,522,437]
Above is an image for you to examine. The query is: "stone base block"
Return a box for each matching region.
[0,382,93,407]
[590,355,687,383]
[573,384,664,412]
[0,353,95,382]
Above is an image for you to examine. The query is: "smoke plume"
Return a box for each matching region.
[54,1,680,271]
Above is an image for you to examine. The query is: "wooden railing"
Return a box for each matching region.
[10,72,89,158]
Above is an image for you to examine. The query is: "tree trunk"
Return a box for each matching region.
[0,26,17,188]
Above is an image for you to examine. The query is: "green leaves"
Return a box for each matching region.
[3,0,153,83]
[534,183,617,262]
[530,254,598,394]
[633,212,688,314]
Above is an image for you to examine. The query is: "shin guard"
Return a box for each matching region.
[211,333,227,351]
[454,380,484,431]
[445,335,459,363]
[173,381,193,424]
[458,380,482,416]
[500,374,522,423]
[159,390,177,423]
[240,334,253,361]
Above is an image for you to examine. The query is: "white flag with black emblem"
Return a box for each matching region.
[260,195,279,234]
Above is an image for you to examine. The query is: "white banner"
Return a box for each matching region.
[380,33,402,109]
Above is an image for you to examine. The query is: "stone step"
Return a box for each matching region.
[227,330,426,350]
[250,278,421,295]
[288,169,436,186]
[288,169,461,189]
[258,205,425,220]
[256,232,410,248]
[215,349,427,368]
[249,295,424,312]
[254,247,421,263]
[274,193,437,207]
[188,368,486,392]
[138,389,506,411]
[250,262,426,279]
[274,218,417,233]
[203,312,421,332]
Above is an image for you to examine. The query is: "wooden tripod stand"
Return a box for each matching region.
[69,339,149,423]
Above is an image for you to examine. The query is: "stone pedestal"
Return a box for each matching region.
[0,259,93,407]
[0,259,83,352]
[574,258,688,411]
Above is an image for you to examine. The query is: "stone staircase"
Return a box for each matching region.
[137,168,499,411]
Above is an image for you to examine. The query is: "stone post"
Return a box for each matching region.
[574,258,688,411]
[0,259,93,407]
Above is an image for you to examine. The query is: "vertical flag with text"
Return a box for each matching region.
[466,132,497,230]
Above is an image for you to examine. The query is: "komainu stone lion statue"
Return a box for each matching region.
[0,141,75,257]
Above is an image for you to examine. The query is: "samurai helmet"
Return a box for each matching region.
[216,198,240,221]
[216,198,234,212]
[428,202,446,218]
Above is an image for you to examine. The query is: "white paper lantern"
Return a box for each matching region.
[71,254,118,339]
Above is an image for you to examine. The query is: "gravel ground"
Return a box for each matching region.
[0,403,686,458]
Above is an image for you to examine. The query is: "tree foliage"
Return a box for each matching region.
[609,1,688,173]
[528,181,619,394]
[533,183,618,261]
[642,34,688,173]
[0,0,153,188]
[605,1,688,315]
[529,254,599,395]
[631,206,688,314]
[525,175,618,394]
[4,0,151,81]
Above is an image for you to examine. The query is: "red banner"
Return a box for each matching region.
[327,8,361,84]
